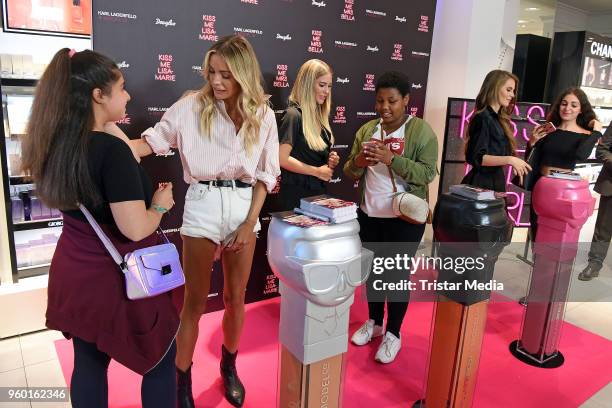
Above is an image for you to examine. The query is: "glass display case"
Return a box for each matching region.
[1,78,63,283]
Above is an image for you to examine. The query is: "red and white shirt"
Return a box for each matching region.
[362,117,411,218]
[141,93,280,192]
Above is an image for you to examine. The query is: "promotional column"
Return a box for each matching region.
[510,175,595,367]
[267,213,372,408]
[416,186,512,408]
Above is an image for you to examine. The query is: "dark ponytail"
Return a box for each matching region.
[21,48,120,210]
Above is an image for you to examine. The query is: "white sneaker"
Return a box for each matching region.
[375,332,401,363]
[351,319,384,346]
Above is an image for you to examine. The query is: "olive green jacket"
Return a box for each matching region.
[343,117,439,201]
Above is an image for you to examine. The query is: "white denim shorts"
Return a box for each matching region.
[180,183,261,245]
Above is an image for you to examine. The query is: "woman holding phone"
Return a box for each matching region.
[278,59,339,210]
[526,87,602,238]
[462,70,531,191]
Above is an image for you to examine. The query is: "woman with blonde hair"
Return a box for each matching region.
[278,59,339,210]
[106,34,280,407]
[462,69,531,191]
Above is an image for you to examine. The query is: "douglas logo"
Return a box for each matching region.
[341,0,355,21]
[336,77,349,84]
[366,45,379,52]
[199,14,218,41]
[155,18,176,27]
[241,0,258,4]
[276,33,292,41]
[117,61,130,69]
[395,16,407,23]
[312,0,326,7]
[412,83,422,89]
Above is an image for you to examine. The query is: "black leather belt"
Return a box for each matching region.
[199,179,252,188]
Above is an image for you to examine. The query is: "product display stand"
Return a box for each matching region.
[267,218,373,407]
[510,177,595,368]
[415,190,512,407]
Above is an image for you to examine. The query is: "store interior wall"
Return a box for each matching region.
[0,1,610,251]
[423,0,519,240]
[554,2,612,37]
[0,31,89,64]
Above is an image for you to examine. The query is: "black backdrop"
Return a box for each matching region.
[92,0,437,311]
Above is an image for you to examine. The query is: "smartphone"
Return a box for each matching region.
[540,121,556,134]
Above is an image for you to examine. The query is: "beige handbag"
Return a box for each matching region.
[376,124,432,224]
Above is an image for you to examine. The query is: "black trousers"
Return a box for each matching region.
[358,209,425,338]
[588,194,612,268]
[70,337,176,408]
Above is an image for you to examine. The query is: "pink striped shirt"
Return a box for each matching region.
[141,93,280,192]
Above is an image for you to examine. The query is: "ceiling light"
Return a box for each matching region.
[525,7,539,11]
[518,20,528,23]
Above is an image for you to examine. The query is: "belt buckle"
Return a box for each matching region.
[211,180,219,187]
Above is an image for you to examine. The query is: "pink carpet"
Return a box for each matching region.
[54,288,612,407]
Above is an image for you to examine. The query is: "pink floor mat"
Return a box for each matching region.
[54,289,612,407]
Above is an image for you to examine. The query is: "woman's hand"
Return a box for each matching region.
[315,164,333,181]
[364,141,394,166]
[225,219,256,253]
[529,125,549,147]
[327,151,340,169]
[508,157,532,185]
[151,182,174,213]
[589,119,603,133]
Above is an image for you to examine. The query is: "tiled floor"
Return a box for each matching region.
[0,245,610,407]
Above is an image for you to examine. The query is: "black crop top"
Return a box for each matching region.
[535,129,600,170]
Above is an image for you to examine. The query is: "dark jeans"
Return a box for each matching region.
[70,337,176,408]
[588,194,612,269]
[358,209,425,338]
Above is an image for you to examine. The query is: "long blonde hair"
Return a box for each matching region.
[288,59,334,151]
[467,69,519,155]
[198,35,268,154]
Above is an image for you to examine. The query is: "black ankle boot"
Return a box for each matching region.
[220,345,245,407]
[578,264,601,281]
[176,364,195,408]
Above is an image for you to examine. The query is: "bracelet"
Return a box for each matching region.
[152,204,168,214]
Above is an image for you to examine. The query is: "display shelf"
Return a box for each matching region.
[13,218,63,231]
[17,263,51,271]
[8,176,30,185]
[0,78,37,88]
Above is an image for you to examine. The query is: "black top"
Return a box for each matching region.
[535,129,600,169]
[63,131,153,224]
[461,106,511,192]
[278,104,331,189]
